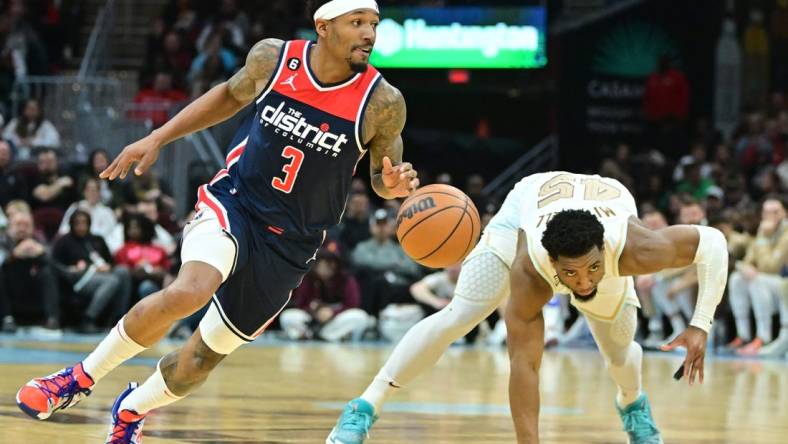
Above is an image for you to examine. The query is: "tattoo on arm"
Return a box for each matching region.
[227,38,284,104]
[364,81,406,196]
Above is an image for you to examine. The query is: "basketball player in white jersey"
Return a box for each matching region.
[329,172,727,444]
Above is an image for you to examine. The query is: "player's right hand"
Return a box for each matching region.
[100,135,162,180]
[660,326,707,385]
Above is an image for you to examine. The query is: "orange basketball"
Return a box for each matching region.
[396,184,481,268]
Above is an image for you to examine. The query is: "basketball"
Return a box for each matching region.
[395,184,481,268]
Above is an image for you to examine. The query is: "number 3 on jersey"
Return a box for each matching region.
[272,146,304,193]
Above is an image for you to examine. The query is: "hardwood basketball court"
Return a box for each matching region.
[0,333,785,443]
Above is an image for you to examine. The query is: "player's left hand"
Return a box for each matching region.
[660,326,707,385]
[382,156,419,198]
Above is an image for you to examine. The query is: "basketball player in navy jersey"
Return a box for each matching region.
[16,1,417,442]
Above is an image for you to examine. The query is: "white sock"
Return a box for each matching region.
[82,317,147,382]
[119,362,182,414]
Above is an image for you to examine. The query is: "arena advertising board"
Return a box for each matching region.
[370,7,547,69]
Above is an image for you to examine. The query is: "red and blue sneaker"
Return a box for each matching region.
[16,362,94,420]
[106,382,146,444]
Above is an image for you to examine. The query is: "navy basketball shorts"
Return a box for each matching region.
[181,208,322,354]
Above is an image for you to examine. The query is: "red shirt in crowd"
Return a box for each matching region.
[131,88,188,127]
[114,241,171,270]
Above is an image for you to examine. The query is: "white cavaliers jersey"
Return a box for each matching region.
[516,172,640,322]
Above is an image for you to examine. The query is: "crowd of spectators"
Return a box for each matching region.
[1,0,83,119]
[0,138,183,335]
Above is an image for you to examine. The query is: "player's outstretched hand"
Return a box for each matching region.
[382,156,419,198]
[660,326,707,385]
[100,135,162,180]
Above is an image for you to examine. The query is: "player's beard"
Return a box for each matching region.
[572,288,598,302]
[348,58,369,73]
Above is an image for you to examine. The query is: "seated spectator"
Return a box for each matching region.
[0,138,28,208]
[162,0,200,39]
[83,149,120,206]
[113,214,172,299]
[142,27,192,90]
[280,244,370,342]
[735,113,773,172]
[0,211,60,331]
[599,158,634,194]
[131,71,188,128]
[728,197,788,357]
[409,263,460,313]
[58,177,117,245]
[336,191,371,252]
[52,210,131,333]
[29,148,76,239]
[121,169,176,218]
[352,209,421,317]
[137,198,177,248]
[187,31,237,97]
[709,210,752,261]
[407,263,493,344]
[107,200,176,255]
[705,185,725,214]
[675,161,716,201]
[673,141,713,182]
[5,199,37,229]
[195,13,247,57]
[465,174,490,212]
[2,98,60,159]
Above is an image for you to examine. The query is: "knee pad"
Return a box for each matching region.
[454,251,510,305]
[198,303,246,355]
[609,305,638,347]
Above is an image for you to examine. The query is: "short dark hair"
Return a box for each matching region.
[69,208,92,230]
[123,213,156,244]
[541,209,604,260]
[679,194,701,208]
[36,147,57,158]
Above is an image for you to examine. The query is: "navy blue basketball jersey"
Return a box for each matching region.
[196,39,382,238]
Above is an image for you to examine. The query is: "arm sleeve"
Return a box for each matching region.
[689,225,729,332]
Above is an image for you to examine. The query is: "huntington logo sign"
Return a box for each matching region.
[375,18,538,58]
[370,8,546,69]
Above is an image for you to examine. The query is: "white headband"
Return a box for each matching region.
[314,0,379,21]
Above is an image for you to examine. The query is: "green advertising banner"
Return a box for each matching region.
[370,7,547,69]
